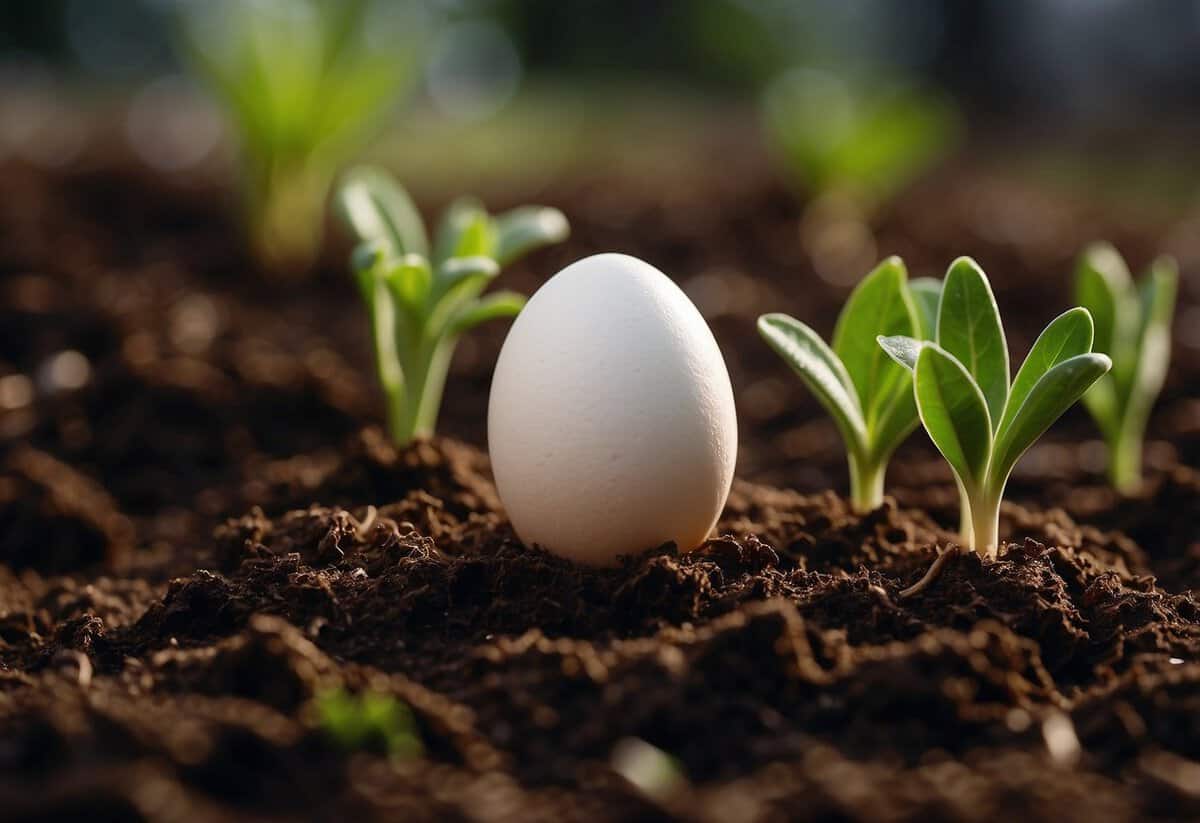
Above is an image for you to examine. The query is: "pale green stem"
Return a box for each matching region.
[970,494,1001,560]
[1107,421,1145,496]
[847,454,886,513]
[955,479,972,544]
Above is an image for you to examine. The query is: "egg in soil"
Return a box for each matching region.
[488,253,738,566]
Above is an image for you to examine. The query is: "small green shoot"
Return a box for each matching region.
[315,688,423,760]
[1074,244,1179,494]
[758,257,937,513]
[336,166,568,446]
[879,258,1111,556]
[178,0,428,272]
[762,69,960,210]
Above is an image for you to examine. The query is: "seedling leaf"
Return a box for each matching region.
[997,307,1093,436]
[758,314,867,453]
[832,257,918,432]
[913,344,992,490]
[990,353,1111,486]
[877,334,923,372]
[449,291,526,335]
[937,257,1009,428]
[909,277,942,338]
[494,206,571,266]
[338,167,429,258]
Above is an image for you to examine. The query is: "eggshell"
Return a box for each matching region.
[488,253,738,565]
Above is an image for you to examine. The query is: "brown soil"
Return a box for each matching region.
[1,149,1198,821]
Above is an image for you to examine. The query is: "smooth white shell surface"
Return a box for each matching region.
[488,253,738,565]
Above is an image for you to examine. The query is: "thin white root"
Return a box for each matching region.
[899,545,962,599]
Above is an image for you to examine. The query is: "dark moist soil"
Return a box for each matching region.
[1,147,1199,822]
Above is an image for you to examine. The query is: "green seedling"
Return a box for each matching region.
[879,258,1111,557]
[758,258,938,513]
[762,68,960,209]
[178,0,427,272]
[315,688,423,760]
[337,166,568,446]
[1074,244,1178,494]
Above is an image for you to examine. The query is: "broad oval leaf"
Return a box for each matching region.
[989,353,1112,488]
[336,166,429,258]
[908,277,942,338]
[493,207,570,266]
[937,257,1009,429]
[758,314,868,454]
[997,307,1094,437]
[913,344,992,490]
[832,257,919,433]
[877,335,923,372]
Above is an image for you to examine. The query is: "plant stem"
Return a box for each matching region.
[1107,426,1144,496]
[848,455,885,513]
[387,335,459,446]
[970,490,1001,559]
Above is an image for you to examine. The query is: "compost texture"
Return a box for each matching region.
[1,152,1199,821]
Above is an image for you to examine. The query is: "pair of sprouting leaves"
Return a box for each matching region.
[878,258,1111,543]
[1074,244,1177,477]
[338,166,567,341]
[758,257,938,510]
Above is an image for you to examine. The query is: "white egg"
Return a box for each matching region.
[488,253,738,566]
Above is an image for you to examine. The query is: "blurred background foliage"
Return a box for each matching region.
[2,0,1199,263]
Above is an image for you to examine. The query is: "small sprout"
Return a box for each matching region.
[1074,244,1178,494]
[336,166,568,446]
[177,0,428,272]
[762,68,960,210]
[315,688,423,760]
[879,257,1111,557]
[758,257,937,512]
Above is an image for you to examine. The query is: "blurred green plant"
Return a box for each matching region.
[1074,244,1178,493]
[757,257,937,513]
[762,68,961,210]
[315,688,423,760]
[178,0,428,273]
[336,166,568,446]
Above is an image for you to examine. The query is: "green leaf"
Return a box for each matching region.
[382,254,433,321]
[832,257,919,434]
[997,307,1094,437]
[877,334,923,371]
[937,257,1009,429]
[989,353,1112,487]
[448,291,526,335]
[427,256,502,334]
[336,166,429,258]
[908,277,941,338]
[758,313,868,454]
[1131,256,1178,402]
[493,206,570,266]
[433,197,492,265]
[1074,242,1132,358]
[913,344,992,490]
